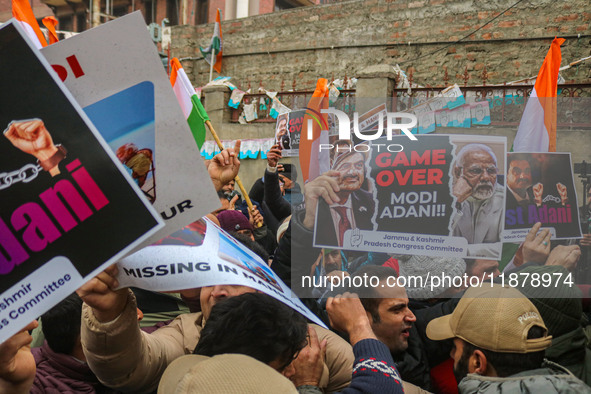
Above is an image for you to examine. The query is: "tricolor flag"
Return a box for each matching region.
[299,78,330,183]
[12,0,48,48]
[513,37,565,152]
[199,9,223,74]
[170,57,209,149]
[42,16,59,44]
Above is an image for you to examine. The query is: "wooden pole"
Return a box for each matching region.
[209,48,215,83]
[205,120,257,222]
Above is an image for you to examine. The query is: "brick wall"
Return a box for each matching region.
[155,0,168,26]
[209,0,224,21]
[0,0,53,22]
[173,0,590,194]
[172,0,591,90]
[259,0,274,15]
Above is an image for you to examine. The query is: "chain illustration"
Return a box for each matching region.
[0,163,43,190]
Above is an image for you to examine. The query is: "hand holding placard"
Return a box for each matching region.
[76,264,128,323]
[0,320,37,394]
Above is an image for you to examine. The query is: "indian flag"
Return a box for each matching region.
[199,8,222,74]
[513,37,565,152]
[12,0,47,49]
[170,58,209,149]
[299,78,330,183]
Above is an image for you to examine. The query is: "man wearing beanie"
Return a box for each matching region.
[397,255,467,299]
[426,284,591,393]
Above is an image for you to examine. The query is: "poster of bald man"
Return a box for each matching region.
[448,136,507,259]
[503,152,582,242]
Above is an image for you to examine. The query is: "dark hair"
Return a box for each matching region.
[350,265,398,323]
[231,232,269,262]
[217,190,227,200]
[193,293,308,369]
[279,163,298,182]
[41,293,83,354]
[508,153,532,168]
[461,325,546,377]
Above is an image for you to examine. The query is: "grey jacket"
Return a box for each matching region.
[458,361,591,393]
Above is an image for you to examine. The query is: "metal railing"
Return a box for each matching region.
[230,89,356,123]
[392,83,591,128]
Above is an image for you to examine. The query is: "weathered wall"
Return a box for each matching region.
[200,83,590,200]
[172,0,591,90]
[174,0,590,196]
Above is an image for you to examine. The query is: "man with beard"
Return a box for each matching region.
[315,151,375,248]
[451,144,504,257]
[426,284,590,393]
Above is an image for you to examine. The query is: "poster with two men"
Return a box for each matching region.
[312,134,582,260]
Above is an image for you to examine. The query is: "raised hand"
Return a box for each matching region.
[522,222,551,264]
[76,264,129,323]
[208,140,241,192]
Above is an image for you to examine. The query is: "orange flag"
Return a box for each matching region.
[514,37,565,152]
[299,78,330,183]
[42,16,59,44]
[12,0,48,48]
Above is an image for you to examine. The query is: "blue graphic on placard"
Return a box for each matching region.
[84,81,156,202]
[217,229,282,292]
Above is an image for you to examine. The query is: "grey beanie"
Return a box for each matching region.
[397,255,466,299]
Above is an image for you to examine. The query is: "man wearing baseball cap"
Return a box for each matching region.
[426,284,590,393]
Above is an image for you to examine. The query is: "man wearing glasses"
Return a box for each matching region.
[451,143,504,258]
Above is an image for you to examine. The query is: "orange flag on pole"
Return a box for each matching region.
[299,78,330,183]
[514,37,565,152]
[42,16,59,44]
[12,0,48,48]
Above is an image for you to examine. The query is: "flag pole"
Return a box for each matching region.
[204,119,259,225]
[209,48,215,83]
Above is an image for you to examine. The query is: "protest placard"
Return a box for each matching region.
[351,103,388,133]
[503,152,582,242]
[313,134,506,259]
[274,109,306,156]
[41,12,219,248]
[117,218,326,328]
[0,21,163,343]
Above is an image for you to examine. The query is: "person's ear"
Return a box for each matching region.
[454,166,462,178]
[365,310,374,326]
[471,350,488,375]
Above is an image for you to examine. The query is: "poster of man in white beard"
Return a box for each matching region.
[449,137,506,259]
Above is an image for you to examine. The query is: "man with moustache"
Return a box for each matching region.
[451,144,504,257]
[315,150,375,248]
[506,154,535,210]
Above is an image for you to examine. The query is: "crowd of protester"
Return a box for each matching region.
[1,140,591,394]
